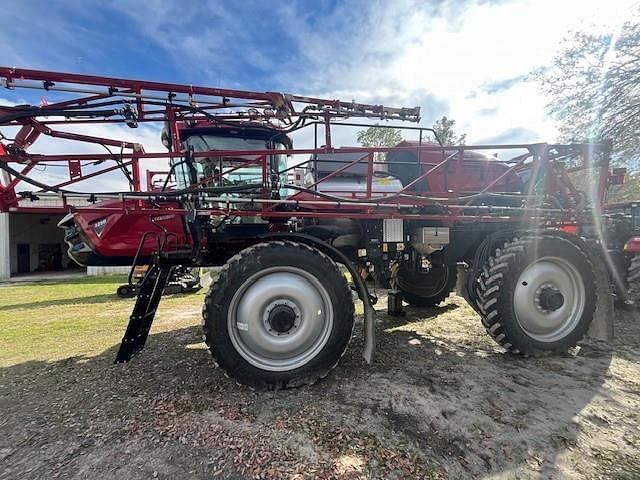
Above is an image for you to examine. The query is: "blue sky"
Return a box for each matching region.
[0,0,634,172]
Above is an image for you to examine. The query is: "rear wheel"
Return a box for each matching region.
[477,234,596,355]
[397,264,457,307]
[627,254,640,303]
[202,241,354,389]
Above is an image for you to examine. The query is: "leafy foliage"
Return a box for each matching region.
[538,20,640,167]
[356,125,402,148]
[608,172,640,202]
[356,125,403,164]
[429,116,466,145]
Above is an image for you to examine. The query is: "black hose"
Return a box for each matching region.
[285,184,530,206]
[0,159,260,197]
[0,107,124,125]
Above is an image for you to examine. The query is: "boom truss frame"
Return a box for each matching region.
[0,66,611,230]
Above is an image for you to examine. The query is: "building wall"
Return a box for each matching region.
[0,213,9,280]
[87,266,130,276]
[8,213,73,274]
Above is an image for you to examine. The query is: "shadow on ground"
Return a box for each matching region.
[0,294,130,311]
[1,297,638,479]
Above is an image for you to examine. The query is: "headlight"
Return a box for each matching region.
[91,217,109,237]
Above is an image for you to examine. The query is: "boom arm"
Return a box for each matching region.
[0,66,421,124]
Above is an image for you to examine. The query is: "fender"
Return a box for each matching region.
[624,236,640,254]
[261,232,377,364]
[548,229,614,342]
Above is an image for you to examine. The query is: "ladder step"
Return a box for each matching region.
[114,264,172,363]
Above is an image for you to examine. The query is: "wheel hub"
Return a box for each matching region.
[535,284,565,312]
[265,302,299,334]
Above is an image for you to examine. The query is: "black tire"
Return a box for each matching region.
[202,241,354,389]
[397,264,457,307]
[477,234,596,356]
[627,254,640,304]
[116,284,134,298]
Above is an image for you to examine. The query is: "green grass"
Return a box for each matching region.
[0,276,205,367]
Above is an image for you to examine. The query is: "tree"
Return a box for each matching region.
[429,116,466,145]
[608,172,640,202]
[537,19,640,167]
[356,125,403,163]
[356,125,402,148]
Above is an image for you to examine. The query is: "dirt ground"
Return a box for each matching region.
[1,288,639,479]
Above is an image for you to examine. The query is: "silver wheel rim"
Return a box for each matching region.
[513,256,586,342]
[227,266,333,371]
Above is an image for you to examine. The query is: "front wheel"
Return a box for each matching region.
[202,241,354,389]
[477,234,596,356]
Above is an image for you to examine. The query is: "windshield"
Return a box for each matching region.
[172,134,287,191]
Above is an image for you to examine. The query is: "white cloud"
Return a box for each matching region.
[278,0,636,147]
[392,0,635,142]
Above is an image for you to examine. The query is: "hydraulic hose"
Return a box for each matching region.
[0,159,260,197]
[285,184,533,206]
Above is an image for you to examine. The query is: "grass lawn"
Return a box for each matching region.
[0,275,206,367]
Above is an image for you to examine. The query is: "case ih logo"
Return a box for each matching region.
[151,214,177,222]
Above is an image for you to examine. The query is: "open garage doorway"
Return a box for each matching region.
[7,213,84,277]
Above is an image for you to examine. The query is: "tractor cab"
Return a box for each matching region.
[605,201,640,254]
[60,124,294,267]
[169,124,292,192]
[604,202,640,245]
[606,202,640,232]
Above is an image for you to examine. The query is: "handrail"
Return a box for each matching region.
[127,231,161,287]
